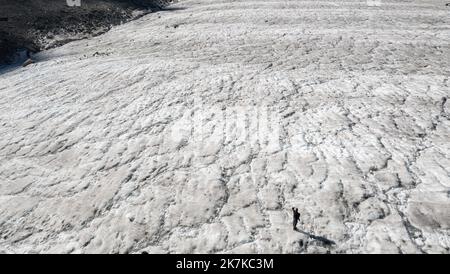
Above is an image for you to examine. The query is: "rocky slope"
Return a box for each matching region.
[0,0,174,63]
[0,0,449,254]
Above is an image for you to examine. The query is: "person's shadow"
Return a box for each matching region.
[295,229,336,246]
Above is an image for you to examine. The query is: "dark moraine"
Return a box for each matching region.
[0,0,174,64]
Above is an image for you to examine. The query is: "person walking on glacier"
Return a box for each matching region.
[292,207,301,231]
